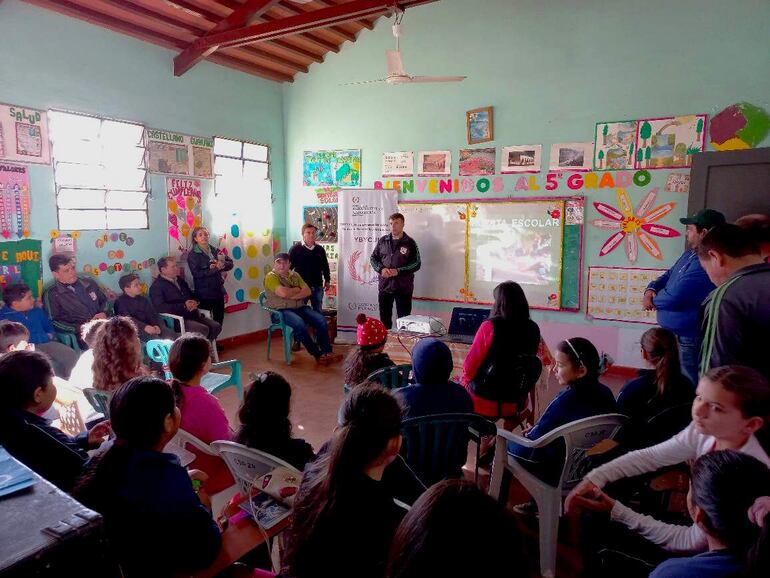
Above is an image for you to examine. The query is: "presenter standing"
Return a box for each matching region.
[370,213,421,329]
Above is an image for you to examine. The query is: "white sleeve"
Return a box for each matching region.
[586,423,701,487]
[611,501,708,554]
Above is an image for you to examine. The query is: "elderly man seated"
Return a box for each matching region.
[264,253,341,364]
[44,254,109,348]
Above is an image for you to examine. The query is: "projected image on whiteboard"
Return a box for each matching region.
[470,201,565,309]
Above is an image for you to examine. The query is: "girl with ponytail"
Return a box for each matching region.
[618,327,695,447]
[282,384,405,578]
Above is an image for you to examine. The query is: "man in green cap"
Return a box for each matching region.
[643,208,726,385]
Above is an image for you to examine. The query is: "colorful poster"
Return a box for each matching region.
[665,173,691,193]
[0,239,43,299]
[549,142,593,172]
[147,129,214,178]
[0,103,51,165]
[709,102,770,151]
[303,205,338,244]
[219,225,273,312]
[303,149,361,187]
[0,163,31,239]
[382,151,414,177]
[459,148,496,176]
[634,115,707,169]
[417,150,451,177]
[587,266,666,324]
[337,189,398,341]
[323,243,339,309]
[501,145,542,173]
[166,178,202,257]
[594,120,637,170]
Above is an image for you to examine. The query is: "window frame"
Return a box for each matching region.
[213,136,271,190]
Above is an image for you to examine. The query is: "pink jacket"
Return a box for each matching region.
[178,384,232,444]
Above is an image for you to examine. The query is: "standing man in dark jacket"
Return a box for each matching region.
[45,254,109,348]
[697,224,770,381]
[289,223,331,313]
[370,213,421,329]
[643,209,725,385]
[149,256,221,342]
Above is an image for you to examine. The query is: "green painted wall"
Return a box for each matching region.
[283,0,770,364]
[0,0,286,336]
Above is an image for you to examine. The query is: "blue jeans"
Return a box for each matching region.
[308,286,325,313]
[280,306,331,358]
[678,335,700,388]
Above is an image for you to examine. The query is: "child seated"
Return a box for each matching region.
[343,314,394,388]
[0,319,33,354]
[92,316,145,392]
[234,371,315,471]
[508,337,617,511]
[114,274,178,342]
[0,350,110,490]
[617,327,695,448]
[68,318,107,390]
[75,376,221,577]
[0,283,79,378]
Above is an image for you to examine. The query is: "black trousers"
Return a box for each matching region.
[378,291,412,330]
[199,297,225,325]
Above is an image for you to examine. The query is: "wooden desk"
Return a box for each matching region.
[384,331,554,418]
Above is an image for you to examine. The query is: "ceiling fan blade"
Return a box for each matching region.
[386,49,406,76]
[339,79,387,86]
[408,75,467,83]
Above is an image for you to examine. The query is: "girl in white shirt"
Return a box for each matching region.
[566,365,770,554]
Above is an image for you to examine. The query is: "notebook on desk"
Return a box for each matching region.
[444,307,490,344]
[0,446,36,498]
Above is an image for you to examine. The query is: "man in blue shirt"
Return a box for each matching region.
[643,209,725,385]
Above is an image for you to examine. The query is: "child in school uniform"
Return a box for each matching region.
[507,337,617,513]
[234,371,315,471]
[343,313,394,389]
[114,273,178,342]
[75,376,221,578]
[91,316,145,392]
[0,283,79,378]
[0,350,110,491]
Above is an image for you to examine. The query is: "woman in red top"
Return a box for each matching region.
[461,281,541,420]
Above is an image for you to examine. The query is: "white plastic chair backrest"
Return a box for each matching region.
[211,441,299,495]
[177,428,220,456]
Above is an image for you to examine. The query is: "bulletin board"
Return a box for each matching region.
[586,266,665,324]
[398,197,584,311]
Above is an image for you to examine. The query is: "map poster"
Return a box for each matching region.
[147,129,214,179]
[587,266,666,324]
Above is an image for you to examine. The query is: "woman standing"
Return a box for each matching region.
[187,226,233,327]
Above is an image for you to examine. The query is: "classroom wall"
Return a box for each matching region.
[283,0,770,366]
[0,0,287,338]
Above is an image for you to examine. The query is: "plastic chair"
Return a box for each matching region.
[401,412,497,487]
[489,413,627,578]
[366,364,412,390]
[159,309,219,362]
[211,441,301,496]
[55,399,86,437]
[258,292,294,365]
[145,339,243,400]
[82,388,113,418]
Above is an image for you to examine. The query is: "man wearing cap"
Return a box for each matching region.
[264,253,341,365]
[643,209,726,385]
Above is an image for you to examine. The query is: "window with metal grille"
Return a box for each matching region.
[49,110,148,230]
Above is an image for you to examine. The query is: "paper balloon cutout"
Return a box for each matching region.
[169,226,179,240]
[168,200,178,213]
[186,212,195,227]
[186,197,196,210]
[181,223,190,237]
[591,188,680,263]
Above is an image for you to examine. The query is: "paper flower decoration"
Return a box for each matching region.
[592,188,680,262]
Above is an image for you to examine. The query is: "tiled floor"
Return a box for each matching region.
[214,335,630,577]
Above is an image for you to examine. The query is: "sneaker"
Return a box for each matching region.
[512,499,539,517]
[316,352,343,365]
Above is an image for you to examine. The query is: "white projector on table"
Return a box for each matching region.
[396,315,443,334]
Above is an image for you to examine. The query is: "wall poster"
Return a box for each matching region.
[587,266,666,324]
[0,103,51,165]
[0,163,32,239]
[147,129,214,178]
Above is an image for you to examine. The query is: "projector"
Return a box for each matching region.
[396,315,444,334]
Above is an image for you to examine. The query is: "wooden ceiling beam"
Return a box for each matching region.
[275,2,356,43]
[313,0,375,30]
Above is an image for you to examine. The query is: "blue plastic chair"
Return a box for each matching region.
[145,339,243,400]
[366,364,412,390]
[83,387,112,418]
[258,292,294,365]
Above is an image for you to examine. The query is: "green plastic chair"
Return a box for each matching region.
[400,412,497,487]
[83,387,112,418]
[145,339,244,400]
[258,292,294,365]
[366,364,413,390]
[42,278,114,353]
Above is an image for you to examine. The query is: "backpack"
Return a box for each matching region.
[468,318,542,406]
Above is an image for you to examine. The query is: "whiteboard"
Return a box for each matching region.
[398,203,467,302]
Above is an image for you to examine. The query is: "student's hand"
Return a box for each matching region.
[152,325,162,334]
[380,269,391,278]
[642,290,656,311]
[145,325,156,334]
[185,300,198,311]
[87,421,112,447]
[748,496,770,527]
[188,469,209,484]
[565,479,601,513]
[568,486,616,513]
[92,312,108,320]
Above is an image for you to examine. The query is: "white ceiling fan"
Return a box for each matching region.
[343,11,466,86]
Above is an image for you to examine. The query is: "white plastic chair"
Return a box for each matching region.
[489,413,627,578]
[211,441,301,496]
[160,309,219,362]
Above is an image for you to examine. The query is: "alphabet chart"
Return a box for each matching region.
[587,266,666,324]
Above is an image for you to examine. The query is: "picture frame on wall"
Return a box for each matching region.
[501,144,542,173]
[417,150,451,177]
[549,142,594,172]
[466,107,494,144]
